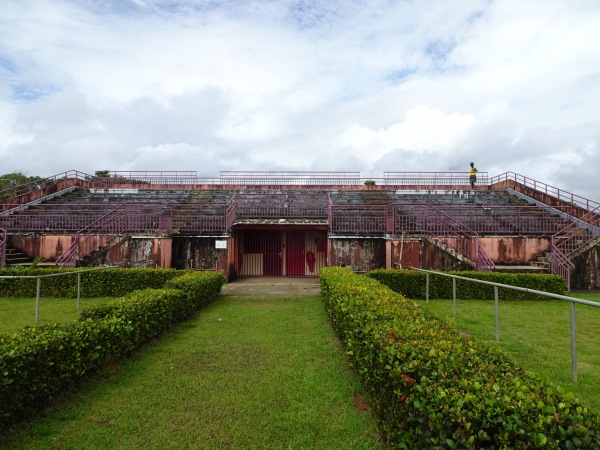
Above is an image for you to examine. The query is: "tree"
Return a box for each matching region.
[0,172,43,201]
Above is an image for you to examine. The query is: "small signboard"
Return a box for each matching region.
[215,240,227,249]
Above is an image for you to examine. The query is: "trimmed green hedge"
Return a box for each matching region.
[0,268,193,298]
[367,269,567,300]
[0,270,224,429]
[321,267,599,449]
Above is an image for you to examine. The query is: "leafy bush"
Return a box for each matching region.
[367,269,567,300]
[0,267,193,298]
[0,270,224,428]
[321,267,599,449]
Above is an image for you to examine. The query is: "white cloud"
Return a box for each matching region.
[0,0,599,201]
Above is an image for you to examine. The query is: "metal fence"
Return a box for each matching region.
[412,267,600,383]
[0,266,118,322]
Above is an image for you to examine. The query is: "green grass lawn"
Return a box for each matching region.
[415,293,600,414]
[1,296,382,449]
[0,297,114,335]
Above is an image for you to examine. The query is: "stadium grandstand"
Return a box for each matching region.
[1,169,599,290]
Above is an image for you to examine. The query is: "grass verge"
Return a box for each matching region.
[1,295,382,449]
[0,297,113,335]
[415,294,600,414]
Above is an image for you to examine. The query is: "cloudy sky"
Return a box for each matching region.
[1,0,599,198]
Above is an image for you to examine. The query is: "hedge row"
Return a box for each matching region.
[0,270,224,429]
[320,267,599,449]
[0,268,193,298]
[367,269,567,300]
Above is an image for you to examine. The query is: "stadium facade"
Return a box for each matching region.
[1,170,599,290]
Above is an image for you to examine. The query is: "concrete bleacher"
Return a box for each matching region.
[0,185,579,238]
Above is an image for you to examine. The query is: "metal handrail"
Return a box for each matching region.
[56,202,171,267]
[394,203,495,270]
[412,267,600,383]
[220,170,361,179]
[0,227,6,268]
[0,265,119,320]
[490,172,600,212]
[550,205,600,290]
[0,170,92,203]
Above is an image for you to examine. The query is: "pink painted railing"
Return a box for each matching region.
[550,243,575,291]
[551,205,600,289]
[220,171,361,186]
[0,227,6,268]
[231,193,329,220]
[330,205,388,234]
[0,170,91,207]
[225,194,237,231]
[0,203,126,231]
[384,171,490,188]
[394,203,495,271]
[491,172,600,212]
[171,204,226,233]
[55,202,171,267]
[420,205,573,235]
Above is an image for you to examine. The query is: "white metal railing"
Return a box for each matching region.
[411,267,600,383]
[0,266,119,322]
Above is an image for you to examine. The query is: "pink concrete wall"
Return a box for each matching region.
[481,237,550,264]
[11,235,73,260]
[10,234,172,268]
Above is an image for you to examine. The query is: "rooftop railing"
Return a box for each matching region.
[383,171,490,187]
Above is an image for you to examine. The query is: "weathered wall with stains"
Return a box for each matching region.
[82,236,172,268]
[10,234,72,260]
[571,245,600,290]
[386,239,421,269]
[10,234,172,268]
[328,238,386,272]
[420,239,471,271]
[481,237,550,264]
[171,237,230,275]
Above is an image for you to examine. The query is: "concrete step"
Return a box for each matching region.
[494,265,548,273]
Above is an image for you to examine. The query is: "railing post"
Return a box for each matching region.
[570,301,578,384]
[35,277,41,322]
[452,277,456,316]
[77,272,82,310]
[426,273,429,305]
[494,286,499,342]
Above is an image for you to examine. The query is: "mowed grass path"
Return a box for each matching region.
[2,296,382,449]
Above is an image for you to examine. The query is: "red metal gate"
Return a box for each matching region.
[238,229,326,277]
[286,231,305,276]
[240,230,282,276]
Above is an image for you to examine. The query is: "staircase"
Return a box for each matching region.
[2,244,53,267]
[551,206,600,289]
[529,252,551,271]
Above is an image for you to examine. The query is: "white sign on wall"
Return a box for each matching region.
[215,240,227,249]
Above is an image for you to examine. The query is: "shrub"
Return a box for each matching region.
[0,267,193,298]
[366,269,567,300]
[321,267,599,448]
[0,270,224,428]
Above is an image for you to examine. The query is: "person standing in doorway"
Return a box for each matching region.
[469,162,478,189]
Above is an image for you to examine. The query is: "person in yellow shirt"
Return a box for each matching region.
[469,162,478,189]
